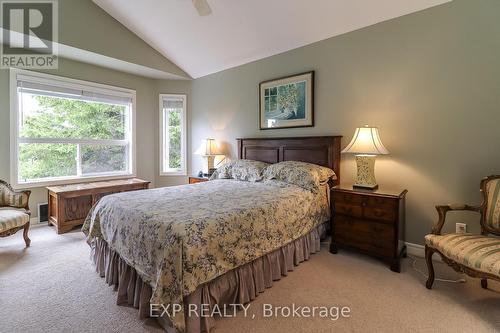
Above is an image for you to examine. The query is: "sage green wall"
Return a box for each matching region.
[0,58,165,217]
[190,0,500,245]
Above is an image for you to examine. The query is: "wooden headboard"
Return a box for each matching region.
[237,136,342,184]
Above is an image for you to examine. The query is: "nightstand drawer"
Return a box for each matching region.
[334,215,393,257]
[334,194,397,222]
[363,206,396,223]
[334,202,363,218]
[332,192,363,205]
[366,196,398,208]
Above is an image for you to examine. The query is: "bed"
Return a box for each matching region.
[83,136,342,333]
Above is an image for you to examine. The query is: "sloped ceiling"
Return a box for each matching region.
[93,0,451,78]
[58,0,190,79]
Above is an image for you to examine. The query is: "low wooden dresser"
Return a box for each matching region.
[188,176,209,184]
[47,178,150,234]
[330,184,407,272]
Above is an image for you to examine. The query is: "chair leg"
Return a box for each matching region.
[481,278,488,289]
[425,245,435,289]
[23,221,31,247]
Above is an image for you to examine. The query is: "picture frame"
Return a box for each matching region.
[259,71,314,130]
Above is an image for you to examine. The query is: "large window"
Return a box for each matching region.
[160,94,186,175]
[10,69,136,187]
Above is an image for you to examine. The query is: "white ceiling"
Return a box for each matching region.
[93,0,451,79]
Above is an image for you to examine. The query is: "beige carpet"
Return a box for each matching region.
[1,226,499,333]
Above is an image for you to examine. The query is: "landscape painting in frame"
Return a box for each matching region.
[260,71,314,129]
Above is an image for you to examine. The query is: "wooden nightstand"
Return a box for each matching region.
[188,176,209,184]
[330,184,408,272]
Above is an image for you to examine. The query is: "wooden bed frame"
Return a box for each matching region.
[237,136,342,185]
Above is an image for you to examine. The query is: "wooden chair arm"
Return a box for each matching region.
[431,204,482,235]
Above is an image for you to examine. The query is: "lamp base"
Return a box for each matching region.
[201,155,216,175]
[201,168,217,177]
[354,155,378,190]
[353,183,379,190]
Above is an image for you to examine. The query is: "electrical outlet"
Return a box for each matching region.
[456,223,467,234]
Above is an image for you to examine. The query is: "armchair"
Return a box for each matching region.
[0,180,31,247]
[425,175,500,289]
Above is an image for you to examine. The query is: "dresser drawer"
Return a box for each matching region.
[334,215,394,257]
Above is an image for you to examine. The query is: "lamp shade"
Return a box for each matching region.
[194,138,222,156]
[342,126,389,155]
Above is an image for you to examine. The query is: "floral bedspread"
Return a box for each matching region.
[82,179,330,331]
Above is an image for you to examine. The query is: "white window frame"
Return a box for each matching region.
[159,94,187,176]
[10,68,137,188]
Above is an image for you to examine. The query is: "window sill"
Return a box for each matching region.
[13,173,136,190]
[159,172,188,177]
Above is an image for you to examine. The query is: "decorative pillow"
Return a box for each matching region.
[209,163,232,180]
[209,159,270,182]
[262,161,337,192]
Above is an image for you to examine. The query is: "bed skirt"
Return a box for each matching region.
[90,222,328,333]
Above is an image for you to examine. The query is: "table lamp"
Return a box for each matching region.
[342,126,389,190]
[195,138,223,177]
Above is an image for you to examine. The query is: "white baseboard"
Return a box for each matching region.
[405,242,425,257]
[405,241,442,262]
[30,217,48,228]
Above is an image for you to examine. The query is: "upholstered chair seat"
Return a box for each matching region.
[425,233,500,277]
[0,209,30,233]
[425,175,500,290]
[0,180,31,247]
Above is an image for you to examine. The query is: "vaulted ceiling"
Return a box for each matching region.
[93,0,451,79]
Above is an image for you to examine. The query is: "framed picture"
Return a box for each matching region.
[259,71,314,130]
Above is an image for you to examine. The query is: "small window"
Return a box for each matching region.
[10,69,136,188]
[160,94,187,175]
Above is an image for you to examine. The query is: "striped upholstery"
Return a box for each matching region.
[0,209,29,233]
[0,183,29,209]
[425,233,500,277]
[485,178,500,231]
